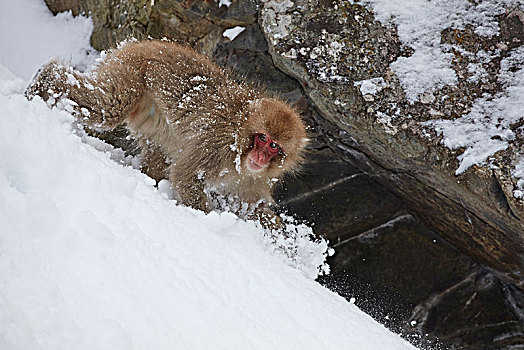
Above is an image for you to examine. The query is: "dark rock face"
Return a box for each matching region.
[43,0,524,348]
[260,0,524,290]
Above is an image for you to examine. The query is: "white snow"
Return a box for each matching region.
[0,61,415,350]
[513,157,524,198]
[425,46,524,174]
[260,0,295,44]
[218,0,232,8]
[0,1,417,349]
[223,26,246,41]
[357,0,524,178]
[359,0,524,103]
[0,0,96,80]
[305,33,348,83]
[354,77,387,97]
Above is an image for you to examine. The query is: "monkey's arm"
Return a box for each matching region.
[173,174,212,213]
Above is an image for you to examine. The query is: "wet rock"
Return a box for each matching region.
[278,108,524,349]
[259,0,524,291]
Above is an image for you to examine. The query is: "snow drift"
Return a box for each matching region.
[0,1,415,348]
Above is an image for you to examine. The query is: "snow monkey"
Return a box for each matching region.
[26,40,307,230]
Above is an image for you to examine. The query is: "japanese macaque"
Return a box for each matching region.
[26,40,307,229]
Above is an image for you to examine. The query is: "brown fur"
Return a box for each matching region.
[26,40,307,227]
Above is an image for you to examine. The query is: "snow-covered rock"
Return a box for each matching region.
[260,0,524,292]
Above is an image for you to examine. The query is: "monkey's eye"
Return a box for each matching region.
[269,142,278,150]
[258,133,267,143]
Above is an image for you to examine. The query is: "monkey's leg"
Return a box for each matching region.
[139,140,170,184]
[26,60,142,130]
[170,166,212,213]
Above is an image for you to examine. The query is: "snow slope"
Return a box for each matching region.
[0,1,416,349]
[0,0,96,80]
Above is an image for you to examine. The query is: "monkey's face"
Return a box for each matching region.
[246,131,282,173]
[242,98,307,178]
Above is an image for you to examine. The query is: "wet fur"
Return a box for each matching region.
[26,40,307,225]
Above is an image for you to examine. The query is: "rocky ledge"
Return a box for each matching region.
[260,0,524,290]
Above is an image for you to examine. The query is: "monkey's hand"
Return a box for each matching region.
[25,60,65,103]
[249,203,284,234]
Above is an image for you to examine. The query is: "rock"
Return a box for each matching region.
[44,0,85,16]
[320,226,524,349]
[45,0,152,49]
[259,0,524,290]
[278,109,524,349]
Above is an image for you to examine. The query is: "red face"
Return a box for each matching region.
[246,132,282,173]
